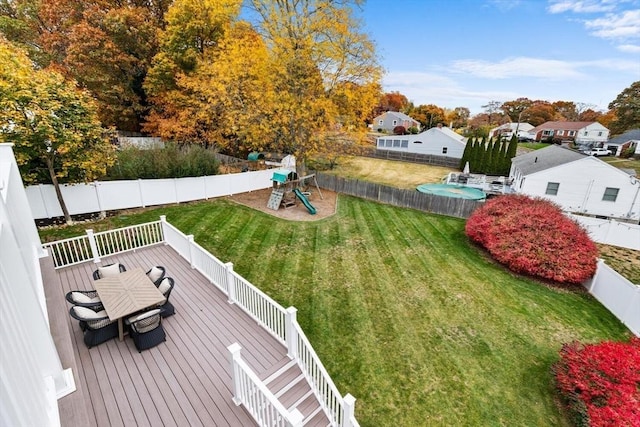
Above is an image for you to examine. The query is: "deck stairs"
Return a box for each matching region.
[261,359,331,426]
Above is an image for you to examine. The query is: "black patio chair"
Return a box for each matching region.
[69,306,118,348]
[156,277,175,318]
[65,290,103,311]
[146,266,166,286]
[126,309,166,352]
[92,263,127,280]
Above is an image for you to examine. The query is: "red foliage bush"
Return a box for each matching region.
[554,337,640,427]
[393,125,406,135]
[465,194,598,284]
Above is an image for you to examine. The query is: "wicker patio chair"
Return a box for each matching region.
[65,290,103,311]
[156,277,175,318]
[92,263,127,280]
[146,266,166,286]
[126,309,166,352]
[69,306,118,348]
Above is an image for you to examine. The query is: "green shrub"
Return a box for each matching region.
[107,143,220,180]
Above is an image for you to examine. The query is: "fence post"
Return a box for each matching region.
[342,393,357,427]
[226,262,236,304]
[138,178,146,208]
[285,307,298,359]
[187,234,195,268]
[158,215,167,245]
[227,343,243,405]
[86,229,101,263]
[586,259,605,293]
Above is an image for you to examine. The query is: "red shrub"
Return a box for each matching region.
[554,337,640,427]
[465,194,598,284]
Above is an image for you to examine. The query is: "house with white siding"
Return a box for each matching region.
[375,125,467,159]
[509,145,640,222]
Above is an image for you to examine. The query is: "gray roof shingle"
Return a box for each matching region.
[608,129,640,144]
[511,145,586,175]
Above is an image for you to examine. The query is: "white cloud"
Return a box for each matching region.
[547,0,619,14]
[617,43,640,52]
[449,57,585,79]
[584,9,640,39]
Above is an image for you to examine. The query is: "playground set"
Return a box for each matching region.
[266,160,323,215]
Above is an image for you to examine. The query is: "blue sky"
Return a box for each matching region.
[356,0,640,115]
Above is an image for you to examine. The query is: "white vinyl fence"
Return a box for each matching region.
[569,214,640,250]
[26,170,274,219]
[584,260,640,337]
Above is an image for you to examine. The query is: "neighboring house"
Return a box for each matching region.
[529,121,609,145]
[372,111,421,133]
[489,122,534,140]
[605,129,640,157]
[375,124,467,159]
[509,145,640,222]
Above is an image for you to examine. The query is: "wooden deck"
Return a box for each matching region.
[44,244,329,426]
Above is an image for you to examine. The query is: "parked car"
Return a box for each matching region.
[518,135,535,142]
[585,147,612,156]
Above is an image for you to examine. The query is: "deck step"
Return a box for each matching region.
[263,359,297,386]
[287,389,314,412]
[301,405,325,426]
[275,373,305,398]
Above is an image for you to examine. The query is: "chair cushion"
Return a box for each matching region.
[127,309,161,324]
[71,292,100,304]
[147,266,164,282]
[98,263,122,278]
[74,306,107,319]
[157,278,171,295]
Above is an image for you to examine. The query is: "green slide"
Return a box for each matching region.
[293,188,317,215]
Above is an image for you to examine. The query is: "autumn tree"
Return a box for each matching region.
[143,0,243,144]
[410,104,446,129]
[525,100,556,126]
[249,0,382,174]
[552,100,578,121]
[0,40,115,224]
[501,98,533,123]
[0,0,167,131]
[482,100,504,125]
[379,91,409,112]
[450,106,470,128]
[608,81,640,135]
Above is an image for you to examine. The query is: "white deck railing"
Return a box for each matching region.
[42,221,164,268]
[44,217,359,426]
[228,343,304,427]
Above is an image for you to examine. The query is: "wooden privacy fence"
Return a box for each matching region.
[362,148,461,168]
[316,173,482,219]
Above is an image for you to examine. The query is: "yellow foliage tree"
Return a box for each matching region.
[0,39,115,224]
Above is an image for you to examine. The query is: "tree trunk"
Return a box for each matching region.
[46,156,73,225]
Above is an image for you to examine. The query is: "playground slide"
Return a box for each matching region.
[293,188,317,215]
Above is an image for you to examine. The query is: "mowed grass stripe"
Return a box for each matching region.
[39,195,630,427]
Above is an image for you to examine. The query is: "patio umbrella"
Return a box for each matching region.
[463,161,470,174]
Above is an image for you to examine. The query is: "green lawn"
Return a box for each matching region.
[39,197,630,426]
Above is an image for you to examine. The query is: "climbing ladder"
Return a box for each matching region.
[267,188,285,210]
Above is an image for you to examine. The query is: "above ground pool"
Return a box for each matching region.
[416,183,486,201]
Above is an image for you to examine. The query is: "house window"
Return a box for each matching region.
[584,131,588,136]
[543,130,553,136]
[568,131,575,136]
[413,140,423,144]
[393,139,401,147]
[377,139,384,147]
[545,182,560,196]
[401,140,408,148]
[378,120,383,126]
[385,139,392,147]
[598,131,603,136]
[392,120,397,126]
[602,187,619,202]
[442,147,448,154]
[557,130,564,136]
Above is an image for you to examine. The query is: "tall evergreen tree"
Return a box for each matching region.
[460,138,472,170]
[469,138,478,172]
[478,136,488,173]
[498,138,509,175]
[490,138,502,175]
[505,135,518,174]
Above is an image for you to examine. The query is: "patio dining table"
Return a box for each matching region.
[93,267,166,341]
